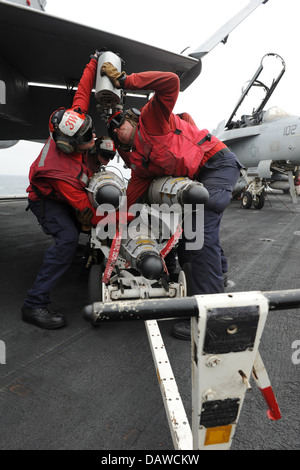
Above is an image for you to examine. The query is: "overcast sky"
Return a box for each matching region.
[1,0,299,175]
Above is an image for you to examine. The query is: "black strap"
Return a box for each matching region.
[197,133,212,146]
[40,199,46,218]
[31,184,56,201]
[31,184,44,199]
[142,156,149,168]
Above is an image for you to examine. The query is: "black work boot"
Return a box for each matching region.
[21,307,66,330]
[171,320,191,341]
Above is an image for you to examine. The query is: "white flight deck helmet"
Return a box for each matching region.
[49,107,94,154]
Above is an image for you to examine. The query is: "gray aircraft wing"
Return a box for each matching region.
[0,0,201,141]
[190,0,269,59]
[0,0,269,142]
[0,0,199,89]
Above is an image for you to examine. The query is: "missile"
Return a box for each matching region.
[138,253,164,280]
[87,170,164,281]
[120,233,164,280]
[87,174,208,283]
[94,51,123,115]
[86,170,126,210]
[146,176,209,208]
[95,184,122,207]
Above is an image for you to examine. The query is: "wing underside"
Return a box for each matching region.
[0,1,200,140]
[0,0,269,141]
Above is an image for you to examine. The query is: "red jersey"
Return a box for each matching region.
[27,58,103,226]
[119,71,225,207]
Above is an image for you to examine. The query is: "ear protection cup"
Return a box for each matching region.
[125,108,140,126]
[55,136,76,154]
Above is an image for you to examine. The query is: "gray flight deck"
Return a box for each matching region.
[0,192,300,451]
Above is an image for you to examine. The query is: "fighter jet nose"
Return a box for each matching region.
[138,254,164,280]
[182,184,209,206]
[95,184,122,208]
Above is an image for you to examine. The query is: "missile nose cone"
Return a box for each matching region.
[95,184,122,208]
[138,254,164,280]
[82,304,93,321]
[182,184,209,207]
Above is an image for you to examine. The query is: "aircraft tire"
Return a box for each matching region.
[88,264,103,304]
[253,192,265,210]
[241,191,252,209]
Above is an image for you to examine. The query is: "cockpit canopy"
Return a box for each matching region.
[263,106,292,122]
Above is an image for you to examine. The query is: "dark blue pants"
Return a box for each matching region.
[177,151,241,295]
[23,199,80,309]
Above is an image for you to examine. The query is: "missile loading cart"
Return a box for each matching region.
[86,170,208,307]
[82,51,287,450]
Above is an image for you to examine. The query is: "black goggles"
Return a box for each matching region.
[107,111,125,130]
[75,115,94,144]
[77,125,94,144]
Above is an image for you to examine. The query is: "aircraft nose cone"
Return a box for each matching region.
[182,184,209,207]
[138,254,164,280]
[95,184,122,208]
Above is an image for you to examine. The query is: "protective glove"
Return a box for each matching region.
[90,49,105,61]
[100,62,126,89]
[75,207,93,231]
[89,137,116,163]
[95,137,116,161]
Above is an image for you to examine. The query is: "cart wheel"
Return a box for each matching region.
[88,264,103,304]
[178,263,193,297]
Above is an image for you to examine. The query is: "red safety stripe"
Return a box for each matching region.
[102,226,123,284]
[160,224,183,259]
[259,386,282,421]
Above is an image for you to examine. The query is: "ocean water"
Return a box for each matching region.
[0,174,29,195]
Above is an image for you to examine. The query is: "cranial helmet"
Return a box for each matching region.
[49,107,94,154]
[107,107,140,150]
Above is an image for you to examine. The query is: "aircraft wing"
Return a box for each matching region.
[190,0,269,59]
[0,1,200,89]
[0,0,201,141]
[0,0,269,142]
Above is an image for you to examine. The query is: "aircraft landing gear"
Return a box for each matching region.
[241,178,266,210]
[253,191,265,209]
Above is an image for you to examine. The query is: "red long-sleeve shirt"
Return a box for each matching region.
[124,71,180,135]
[71,58,97,114]
[120,72,224,208]
[117,72,178,207]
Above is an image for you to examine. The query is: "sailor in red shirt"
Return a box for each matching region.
[101,63,242,340]
[22,52,115,330]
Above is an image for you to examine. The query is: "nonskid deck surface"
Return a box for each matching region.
[0,194,299,450]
